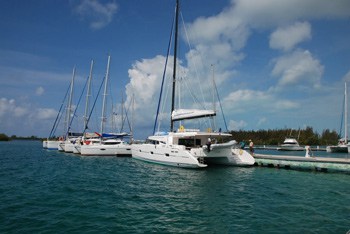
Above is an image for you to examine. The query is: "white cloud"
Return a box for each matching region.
[223,89,300,113]
[232,0,350,28]
[269,22,311,51]
[343,70,350,82]
[125,56,169,129]
[75,0,118,30]
[35,86,45,96]
[257,117,267,126]
[0,97,57,136]
[229,119,247,130]
[271,50,324,89]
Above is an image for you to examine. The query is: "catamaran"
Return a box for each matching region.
[132,0,254,168]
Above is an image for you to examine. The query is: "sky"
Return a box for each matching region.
[1,0,350,140]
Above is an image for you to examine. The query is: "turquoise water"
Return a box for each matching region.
[0,141,349,233]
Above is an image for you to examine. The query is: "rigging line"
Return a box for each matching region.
[121,99,133,133]
[183,78,206,109]
[83,76,105,135]
[153,7,175,135]
[158,78,172,133]
[180,11,206,107]
[213,77,228,132]
[66,75,89,136]
[48,81,72,138]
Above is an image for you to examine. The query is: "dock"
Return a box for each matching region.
[254,154,350,173]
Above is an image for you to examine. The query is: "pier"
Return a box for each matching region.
[254,154,350,173]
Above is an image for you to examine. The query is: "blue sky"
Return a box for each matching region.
[1,0,350,139]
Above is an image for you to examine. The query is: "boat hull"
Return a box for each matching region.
[58,141,65,152]
[131,140,240,168]
[47,140,59,150]
[131,144,207,168]
[80,144,132,156]
[326,145,348,153]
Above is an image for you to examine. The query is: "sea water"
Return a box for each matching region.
[0,140,349,233]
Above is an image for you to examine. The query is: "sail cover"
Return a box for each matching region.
[172,109,216,121]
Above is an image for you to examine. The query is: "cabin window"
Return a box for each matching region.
[178,138,201,147]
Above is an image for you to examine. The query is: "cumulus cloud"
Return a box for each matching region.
[0,97,57,136]
[271,50,324,89]
[123,0,349,136]
[74,0,118,30]
[232,0,350,28]
[269,22,311,51]
[229,119,247,130]
[223,89,300,113]
[35,86,44,96]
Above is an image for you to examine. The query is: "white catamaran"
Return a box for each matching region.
[132,0,254,168]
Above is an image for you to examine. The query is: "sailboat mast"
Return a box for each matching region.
[101,55,111,135]
[170,0,179,132]
[84,60,94,131]
[66,66,76,138]
[345,82,347,143]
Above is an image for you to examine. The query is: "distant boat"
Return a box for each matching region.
[329,82,348,153]
[80,55,131,156]
[58,66,77,153]
[132,0,250,168]
[277,137,304,151]
[44,68,75,150]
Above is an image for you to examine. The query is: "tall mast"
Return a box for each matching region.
[84,60,94,131]
[66,66,76,138]
[101,55,111,135]
[345,82,347,143]
[170,0,179,132]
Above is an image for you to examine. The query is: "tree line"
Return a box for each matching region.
[0,127,341,145]
[0,133,41,141]
[228,127,340,146]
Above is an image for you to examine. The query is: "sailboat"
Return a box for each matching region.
[132,0,241,168]
[72,60,94,154]
[58,67,77,152]
[80,55,132,156]
[328,82,348,153]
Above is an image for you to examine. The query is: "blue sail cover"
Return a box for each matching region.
[102,133,130,138]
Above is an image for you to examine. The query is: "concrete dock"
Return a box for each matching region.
[254,154,350,173]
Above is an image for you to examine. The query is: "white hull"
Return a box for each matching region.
[231,148,255,166]
[43,141,47,149]
[132,143,207,168]
[326,145,348,153]
[64,141,75,153]
[58,141,65,151]
[132,139,237,168]
[47,140,59,150]
[80,143,132,156]
[72,144,81,154]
